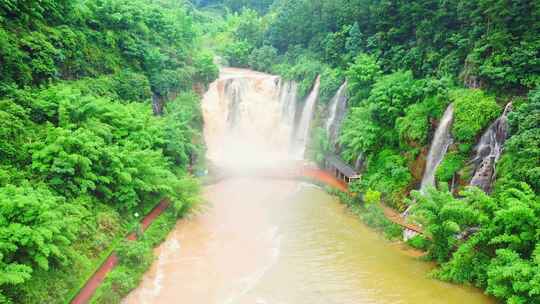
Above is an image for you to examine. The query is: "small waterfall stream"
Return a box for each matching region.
[469,103,512,192]
[293,76,321,159]
[404,103,454,231]
[325,81,348,146]
[278,79,298,130]
[420,103,455,192]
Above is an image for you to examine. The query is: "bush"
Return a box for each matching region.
[367,70,423,127]
[435,152,466,183]
[497,88,540,193]
[277,55,324,99]
[345,53,381,105]
[450,89,501,143]
[318,67,345,104]
[397,96,448,148]
[193,51,219,85]
[307,127,330,166]
[407,235,430,251]
[359,149,412,209]
[221,40,252,67]
[360,203,403,240]
[248,45,278,73]
[112,71,151,102]
[339,104,381,161]
[116,241,153,269]
[0,184,81,302]
[364,189,381,205]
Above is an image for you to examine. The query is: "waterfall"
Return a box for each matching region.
[469,102,512,193]
[293,76,321,159]
[278,79,298,130]
[202,68,299,169]
[420,103,455,192]
[325,81,348,146]
[224,78,245,129]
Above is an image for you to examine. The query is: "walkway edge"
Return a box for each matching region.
[70,200,169,304]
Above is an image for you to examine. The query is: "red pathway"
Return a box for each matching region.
[71,200,169,304]
[301,167,348,192]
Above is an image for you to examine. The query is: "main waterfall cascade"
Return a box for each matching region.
[420,103,455,192]
[202,68,306,168]
[325,81,348,147]
[469,102,513,192]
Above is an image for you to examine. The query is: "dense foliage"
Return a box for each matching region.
[0,0,217,303]
[1,0,538,303]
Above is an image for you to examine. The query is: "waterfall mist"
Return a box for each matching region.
[202,68,302,171]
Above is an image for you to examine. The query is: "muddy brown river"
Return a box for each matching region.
[123,178,494,304]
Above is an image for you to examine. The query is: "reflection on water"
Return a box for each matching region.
[123,178,494,304]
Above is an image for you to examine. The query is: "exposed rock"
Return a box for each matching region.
[469,103,512,193]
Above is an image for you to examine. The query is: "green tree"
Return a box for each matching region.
[411,186,484,263]
[345,53,381,104]
[0,184,80,302]
[497,88,540,192]
[248,45,278,73]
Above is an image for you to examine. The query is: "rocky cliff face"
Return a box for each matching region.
[469,103,513,193]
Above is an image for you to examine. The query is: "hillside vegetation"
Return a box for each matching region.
[1,0,539,303]
[0,1,217,303]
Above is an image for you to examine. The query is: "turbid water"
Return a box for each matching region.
[124,178,494,304]
[124,68,495,304]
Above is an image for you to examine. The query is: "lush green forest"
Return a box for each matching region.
[200,0,540,303]
[1,0,539,303]
[0,0,217,303]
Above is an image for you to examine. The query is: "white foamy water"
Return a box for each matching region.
[202,68,300,169]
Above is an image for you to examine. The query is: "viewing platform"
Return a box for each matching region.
[324,154,361,185]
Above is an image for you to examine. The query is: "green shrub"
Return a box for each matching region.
[339,104,382,161]
[407,235,430,251]
[359,149,412,208]
[397,96,448,148]
[221,40,252,67]
[345,53,381,105]
[496,88,540,193]
[364,189,381,205]
[435,152,466,183]
[318,68,344,104]
[112,71,151,102]
[451,89,501,143]
[116,241,153,269]
[277,55,324,99]
[248,45,278,73]
[360,204,403,240]
[366,70,423,127]
[193,51,219,85]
